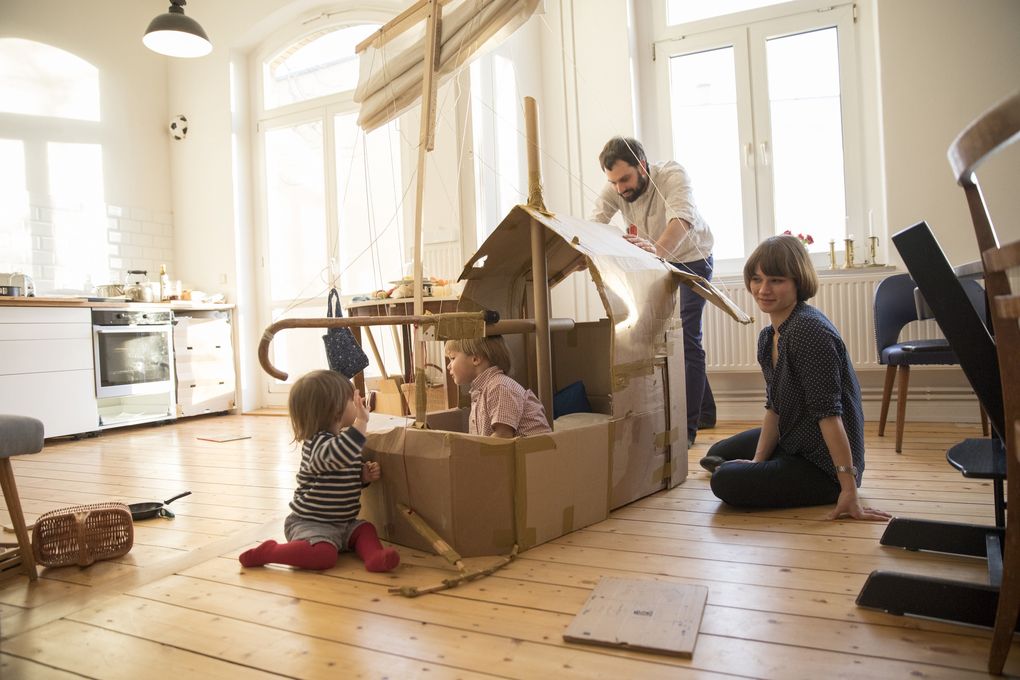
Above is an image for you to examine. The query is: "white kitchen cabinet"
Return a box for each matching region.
[0,307,99,437]
[173,310,236,417]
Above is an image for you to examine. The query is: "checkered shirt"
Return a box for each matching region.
[468,366,551,437]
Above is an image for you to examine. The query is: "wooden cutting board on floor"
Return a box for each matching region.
[563,576,708,657]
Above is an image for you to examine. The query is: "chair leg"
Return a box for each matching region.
[895,365,910,453]
[980,403,989,437]
[989,473,1020,673]
[879,364,895,437]
[0,458,37,581]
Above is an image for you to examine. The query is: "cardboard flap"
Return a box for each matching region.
[667,265,752,324]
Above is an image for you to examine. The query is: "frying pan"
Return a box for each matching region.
[129,491,191,520]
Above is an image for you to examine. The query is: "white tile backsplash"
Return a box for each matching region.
[2,200,176,293]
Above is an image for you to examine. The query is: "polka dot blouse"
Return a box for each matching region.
[757,302,866,485]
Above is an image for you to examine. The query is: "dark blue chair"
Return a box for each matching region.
[874,272,987,452]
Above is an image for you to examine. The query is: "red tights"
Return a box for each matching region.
[238,522,399,572]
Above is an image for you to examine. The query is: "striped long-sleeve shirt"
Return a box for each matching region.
[289,428,367,523]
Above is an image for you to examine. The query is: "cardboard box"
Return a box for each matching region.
[361,408,611,557]
[354,207,745,559]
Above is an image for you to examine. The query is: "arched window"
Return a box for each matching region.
[262,24,377,109]
[0,38,100,121]
[256,19,406,396]
[0,39,106,291]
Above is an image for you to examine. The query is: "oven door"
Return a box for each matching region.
[93,324,174,398]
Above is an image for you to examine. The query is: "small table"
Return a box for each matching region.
[346,296,461,412]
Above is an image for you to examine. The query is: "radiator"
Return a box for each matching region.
[422,241,463,282]
[704,271,943,371]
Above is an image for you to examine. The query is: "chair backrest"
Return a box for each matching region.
[893,222,1005,442]
[949,90,1020,463]
[873,272,988,358]
[873,273,921,355]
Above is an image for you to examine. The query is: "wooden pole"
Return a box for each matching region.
[524,96,553,426]
[411,0,443,427]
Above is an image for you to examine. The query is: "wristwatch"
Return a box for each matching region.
[835,464,858,476]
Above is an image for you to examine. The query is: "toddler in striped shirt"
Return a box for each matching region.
[239,369,399,572]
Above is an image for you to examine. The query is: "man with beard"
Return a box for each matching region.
[590,136,716,447]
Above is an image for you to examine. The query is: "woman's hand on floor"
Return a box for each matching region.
[826,490,892,521]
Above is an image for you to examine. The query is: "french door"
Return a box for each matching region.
[656,4,861,267]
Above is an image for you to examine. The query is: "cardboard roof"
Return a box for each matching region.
[457,204,751,327]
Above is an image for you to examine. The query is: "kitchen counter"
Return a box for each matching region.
[0,296,233,311]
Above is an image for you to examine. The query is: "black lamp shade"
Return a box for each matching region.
[143,3,212,58]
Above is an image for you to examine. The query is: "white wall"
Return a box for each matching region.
[876,0,1020,266]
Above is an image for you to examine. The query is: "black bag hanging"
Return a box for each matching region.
[322,288,369,379]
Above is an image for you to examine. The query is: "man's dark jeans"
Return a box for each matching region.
[674,255,715,440]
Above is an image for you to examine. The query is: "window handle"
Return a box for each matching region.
[759,141,770,166]
[744,142,754,167]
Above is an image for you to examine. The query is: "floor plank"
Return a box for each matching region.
[0,413,1015,678]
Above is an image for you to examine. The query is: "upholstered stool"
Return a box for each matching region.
[0,414,43,581]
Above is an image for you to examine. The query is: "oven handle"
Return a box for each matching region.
[93,324,173,333]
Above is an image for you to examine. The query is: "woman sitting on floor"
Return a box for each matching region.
[700,234,890,521]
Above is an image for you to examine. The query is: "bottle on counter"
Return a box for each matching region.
[159,264,171,301]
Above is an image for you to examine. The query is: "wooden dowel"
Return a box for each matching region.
[486,318,575,335]
[524,96,553,426]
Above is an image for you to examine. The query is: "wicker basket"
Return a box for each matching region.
[32,502,134,568]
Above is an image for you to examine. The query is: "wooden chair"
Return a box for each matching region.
[948,89,1020,675]
[0,414,43,582]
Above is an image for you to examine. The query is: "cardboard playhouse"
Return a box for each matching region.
[359,203,748,557]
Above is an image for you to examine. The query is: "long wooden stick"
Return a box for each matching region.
[524,96,553,426]
[410,0,443,428]
[389,546,519,598]
[397,503,464,571]
[257,311,487,381]
[363,327,410,415]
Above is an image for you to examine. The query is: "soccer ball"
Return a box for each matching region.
[169,115,188,140]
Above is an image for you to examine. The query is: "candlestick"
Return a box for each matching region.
[828,239,837,270]
[843,237,855,269]
[867,235,881,267]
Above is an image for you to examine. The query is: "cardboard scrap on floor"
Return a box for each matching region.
[563,576,708,657]
[196,435,251,443]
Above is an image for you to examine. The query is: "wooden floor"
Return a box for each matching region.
[1,414,1016,678]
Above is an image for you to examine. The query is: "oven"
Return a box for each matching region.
[92,309,174,399]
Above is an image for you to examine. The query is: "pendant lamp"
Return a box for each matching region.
[143,0,212,58]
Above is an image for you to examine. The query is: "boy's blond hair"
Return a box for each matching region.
[445,336,512,373]
[288,369,355,442]
[743,234,819,302]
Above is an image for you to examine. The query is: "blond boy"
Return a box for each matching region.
[444,336,551,438]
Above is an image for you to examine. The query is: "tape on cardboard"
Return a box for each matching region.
[435,314,486,340]
[650,461,671,484]
[653,341,675,357]
[516,435,556,454]
[476,440,516,457]
[606,421,616,509]
[654,427,680,448]
[612,358,655,389]
[513,444,528,550]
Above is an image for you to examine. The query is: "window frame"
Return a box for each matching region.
[651,0,863,274]
[251,10,401,403]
